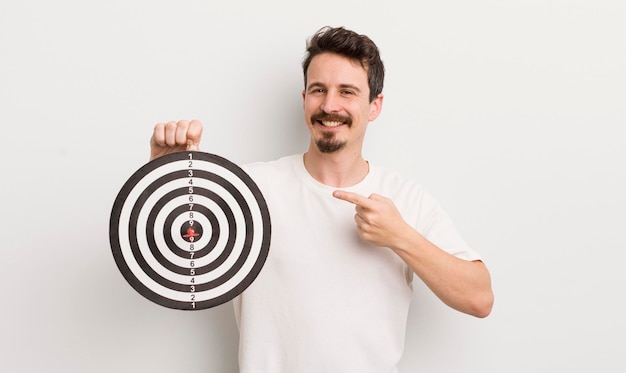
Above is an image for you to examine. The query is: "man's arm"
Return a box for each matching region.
[332,190,494,318]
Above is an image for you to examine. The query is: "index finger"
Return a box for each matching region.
[332,190,369,207]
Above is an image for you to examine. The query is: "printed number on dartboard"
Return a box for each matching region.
[188,152,196,309]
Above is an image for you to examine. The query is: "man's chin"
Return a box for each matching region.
[315,139,346,153]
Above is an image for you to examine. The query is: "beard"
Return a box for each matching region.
[315,132,347,153]
[310,112,351,153]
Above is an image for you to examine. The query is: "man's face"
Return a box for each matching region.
[302,52,382,154]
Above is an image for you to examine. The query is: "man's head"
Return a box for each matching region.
[301,27,385,155]
[302,26,384,103]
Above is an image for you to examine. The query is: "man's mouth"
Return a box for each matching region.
[321,120,344,127]
[312,113,351,128]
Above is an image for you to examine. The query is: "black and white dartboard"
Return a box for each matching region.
[109,151,271,310]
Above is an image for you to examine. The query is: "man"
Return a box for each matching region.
[150,26,493,372]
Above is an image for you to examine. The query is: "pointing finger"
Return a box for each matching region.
[333,190,368,206]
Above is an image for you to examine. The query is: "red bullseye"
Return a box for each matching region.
[181,221,203,242]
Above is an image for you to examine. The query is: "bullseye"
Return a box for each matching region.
[109,151,271,310]
[181,222,203,242]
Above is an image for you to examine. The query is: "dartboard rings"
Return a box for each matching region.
[109,151,271,310]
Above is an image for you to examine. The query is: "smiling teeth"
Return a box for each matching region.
[322,121,342,127]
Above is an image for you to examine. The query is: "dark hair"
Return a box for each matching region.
[302,26,384,102]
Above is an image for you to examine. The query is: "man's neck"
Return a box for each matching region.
[302,149,369,188]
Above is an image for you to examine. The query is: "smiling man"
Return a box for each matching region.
[302,51,381,187]
[304,51,379,157]
[150,26,493,373]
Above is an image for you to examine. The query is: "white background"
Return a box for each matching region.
[1,1,624,372]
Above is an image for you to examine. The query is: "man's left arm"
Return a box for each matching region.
[333,190,494,318]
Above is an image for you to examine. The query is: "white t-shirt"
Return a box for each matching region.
[234,154,480,373]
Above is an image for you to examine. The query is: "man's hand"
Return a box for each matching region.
[150,120,203,160]
[332,190,412,249]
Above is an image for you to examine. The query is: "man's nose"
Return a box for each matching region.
[320,91,341,113]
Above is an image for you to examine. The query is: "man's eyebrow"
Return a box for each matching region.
[307,81,329,89]
[338,83,361,92]
[307,82,362,92]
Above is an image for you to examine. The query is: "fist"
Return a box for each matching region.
[150,120,203,160]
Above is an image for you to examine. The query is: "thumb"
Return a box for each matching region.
[186,140,200,151]
[186,119,203,151]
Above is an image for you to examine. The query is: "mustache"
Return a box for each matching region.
[311,112,352,126]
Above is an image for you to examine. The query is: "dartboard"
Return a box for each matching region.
[109,151,271,310]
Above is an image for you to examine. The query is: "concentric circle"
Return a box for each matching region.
[109,151,271,310]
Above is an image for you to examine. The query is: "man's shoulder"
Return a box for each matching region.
[241,154,302,186]
[243,154,300,174]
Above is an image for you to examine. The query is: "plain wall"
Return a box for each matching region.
[1,0,624,372]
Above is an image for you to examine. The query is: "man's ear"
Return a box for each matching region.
[368,93,384,121]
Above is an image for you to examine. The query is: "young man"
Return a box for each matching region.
[150,26,493,372]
